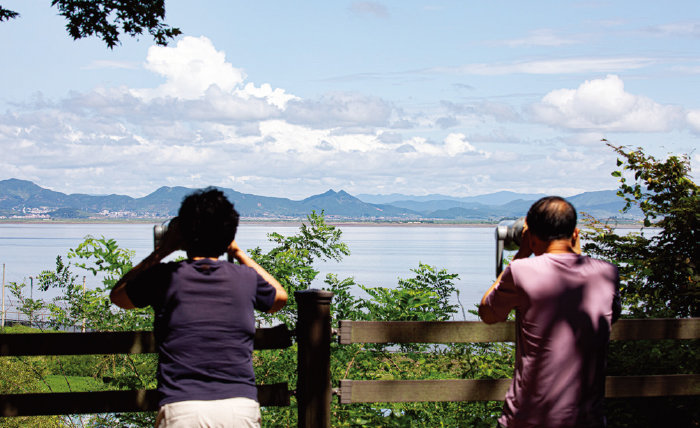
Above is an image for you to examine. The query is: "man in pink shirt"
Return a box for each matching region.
[480,196,621,428]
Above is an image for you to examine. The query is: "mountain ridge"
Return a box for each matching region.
[0,179,640,221]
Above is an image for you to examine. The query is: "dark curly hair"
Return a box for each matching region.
[526,196,577,242]
[177,187,239,257]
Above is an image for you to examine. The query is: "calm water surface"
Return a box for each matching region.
[0,223,498,319]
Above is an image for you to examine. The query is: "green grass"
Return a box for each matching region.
[42,375,105,393]
[1,325,46,334]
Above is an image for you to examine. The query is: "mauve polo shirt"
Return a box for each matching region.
[482,253,620,428]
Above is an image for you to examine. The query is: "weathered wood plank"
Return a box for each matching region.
[339,379,511,403]
[605,375,700,398]
[0,331,157,356]
[0,383,290,417]
[0,324,292,356]
[254,324,293,350]
[338,375,700,404]
[338,321,516,344]
[338,319,700,344]
[610,318,700,341]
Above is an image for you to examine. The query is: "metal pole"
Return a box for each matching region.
[29,276,33,327]
[1,263,5,329]
[295,289,333,428]
[82,276,86,332]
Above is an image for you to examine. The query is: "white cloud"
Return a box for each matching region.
[0,36,669,200]
[235,83,298,109]
[645,22,700,38]
[349,2,389,18]
[444,133,480,157]
[686,110,700,133]
[531,75,684,132]
[284,92,394,128]
[430,57,654,75]
[133,36,247,100]
[493,29,579,47]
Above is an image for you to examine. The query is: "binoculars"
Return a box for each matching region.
[495,217,525,277]
[153,221,170,250]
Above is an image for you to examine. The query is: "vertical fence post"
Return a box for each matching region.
[295,289,333,428]
[1,263,5,329]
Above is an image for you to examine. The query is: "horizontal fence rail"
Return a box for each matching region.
[0,324,292,357]
[339,375,700,404]
[1,384,291,417]
[0,324,294,415]
[338,318,700,344]
[337,318,700,404]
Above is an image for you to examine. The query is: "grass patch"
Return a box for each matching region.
[42,375,105,393]
[1,325,46,334]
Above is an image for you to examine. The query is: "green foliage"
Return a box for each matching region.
[6,280,46,328]
[0,348,64,426]
[582,143,700,427]
[583,142,699,318]
[3,236,157,427]
[249,211,350,325]
[325,341,512,427]
[34,237,154,332]
[68,235,135,289]
[360,263,459,322]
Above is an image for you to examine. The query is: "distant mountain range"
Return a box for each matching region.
[0,178,640,221]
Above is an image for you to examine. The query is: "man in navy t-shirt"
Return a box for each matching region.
[111,188,287,428]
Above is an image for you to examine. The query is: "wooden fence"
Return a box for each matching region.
[0,289,333,427]
[2,290,699,427]
[337,318,700,404]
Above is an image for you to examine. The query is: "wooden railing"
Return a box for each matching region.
[0,326,292,415]
[337,318,700,404]
[0,289,333,428]
[2,291,699,428]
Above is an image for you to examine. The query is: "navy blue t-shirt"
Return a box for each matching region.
[125,258,276,406]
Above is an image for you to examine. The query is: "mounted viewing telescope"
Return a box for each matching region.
[495,217,525,277]
[153,220,170,250]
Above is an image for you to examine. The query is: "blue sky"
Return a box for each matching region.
[1,1,698,199]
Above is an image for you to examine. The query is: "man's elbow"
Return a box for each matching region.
[267,289,288,314]
[478,305,500,324]
[110,287,135,310]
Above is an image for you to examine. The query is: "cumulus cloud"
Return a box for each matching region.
[134,36,246,100]
[130,36,297,109]
[531,75,684,132]
[0,35,663,199]
[686,110,700,133]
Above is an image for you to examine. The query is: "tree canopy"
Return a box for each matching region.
[0,0,180,48]
[583,142,699,318]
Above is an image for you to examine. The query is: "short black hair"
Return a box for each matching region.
[177,187,239,257]
[526,196,577,242]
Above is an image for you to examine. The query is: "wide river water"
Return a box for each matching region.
[0,222,511,320]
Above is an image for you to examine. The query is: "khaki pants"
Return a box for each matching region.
[155,397,262,428]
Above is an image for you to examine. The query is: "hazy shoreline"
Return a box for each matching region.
[0,218,644,228]
[0,218,497,227]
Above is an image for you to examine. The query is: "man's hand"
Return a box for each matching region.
[227,240,245,262]
[226,239,288,313]
[514,223,534,259]
[157,217,184,256]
